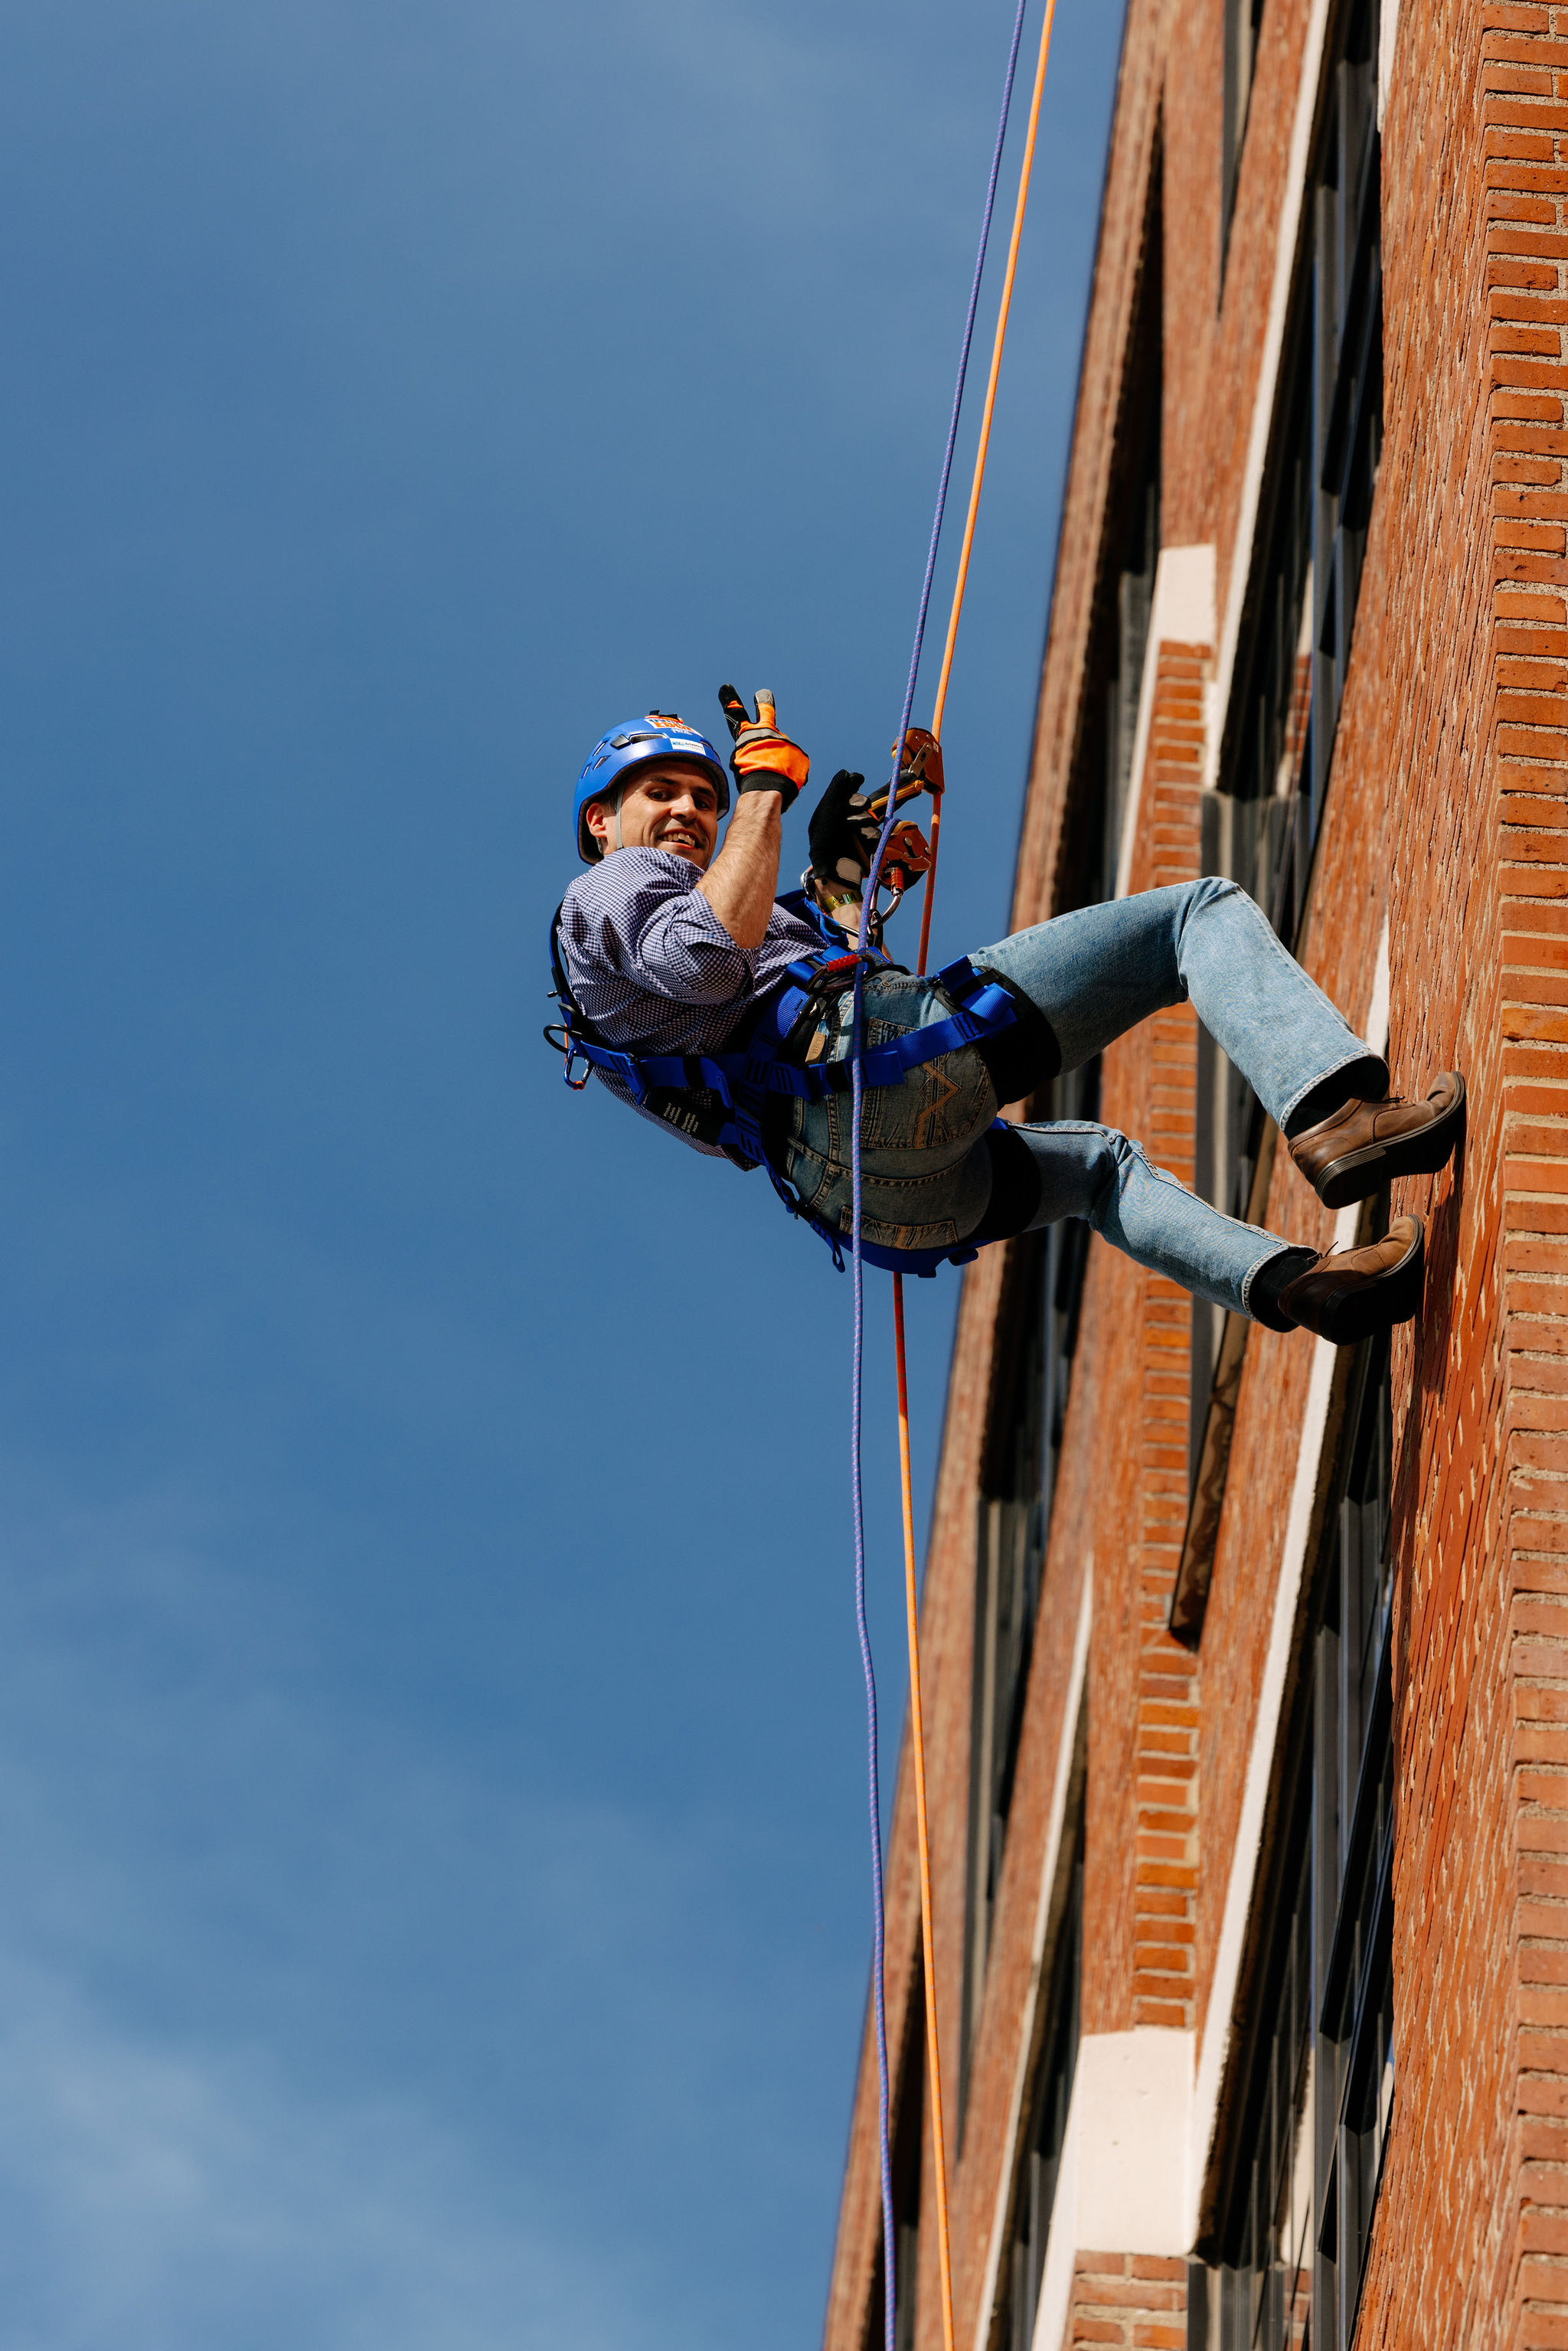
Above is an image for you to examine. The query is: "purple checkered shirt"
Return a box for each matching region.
[556,848,824,1154]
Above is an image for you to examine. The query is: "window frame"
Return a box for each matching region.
[992,1755,1086,2351]
[960,138,1164,2103]
[1222,0,1268,266]
[1188,1318,1397,2351]
[1186,0,1383,1530]
[959,1124,1096,2117]
[867,1958,927,2351]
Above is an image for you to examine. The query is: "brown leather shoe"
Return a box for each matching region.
[1289,1073,1465,1210]
[1276,1214,1425,1344]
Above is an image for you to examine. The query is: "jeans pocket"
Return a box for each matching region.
[781,1138,988,1249]
[854,1034,998,1156]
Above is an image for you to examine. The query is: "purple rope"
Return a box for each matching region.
[848,4,1031,2343]
[847,1063,891,2342]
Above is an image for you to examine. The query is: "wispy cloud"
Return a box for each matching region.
[0,1475,851,2349]
[0,0,1125,2337]
[0,1950,631,2351]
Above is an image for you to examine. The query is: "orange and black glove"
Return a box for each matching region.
[716,684,810,811]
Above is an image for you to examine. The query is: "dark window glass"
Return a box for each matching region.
[1204,1793,1315,2350]
[1056,145,1161,921]
[893,2213,918,2351]
[1102,416,1161,903]
[1189,1324,1394,2350]
[960,1120,1094,2114]
[1310,0,1384,838]
[1187,341,1311,1464]
[1223,0,1268,256]
[962,152,1161,2105]
[998,1820,1084,2351]
[1192,0,1382,1465]
[1314,1333,1395,2346]
[1223,0,1380,948]
[866,1980,926,2351]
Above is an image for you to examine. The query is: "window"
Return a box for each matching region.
[1102,408,1161,902]
[1189,1324,1395,2349]
[1315,1330,1396,2343]
[1220,335,1315,947]
[1191,0,1383,1474]
[965,1255,1048,2095]
[1223,0,1381,951]
[998,1814,1083,2351]
[1189,336,1311,1466]
[1050,136,1161,920]
[1223,0,1267,255]
[962,134,1157,2116]
[1308,0,1384,834]
[1193,1784,1315,2350]
[866,1975,926,2351]
[1099,172,1162,905]
[961,1146,1093,2111]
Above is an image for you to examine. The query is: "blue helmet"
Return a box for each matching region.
[573,713,730,862]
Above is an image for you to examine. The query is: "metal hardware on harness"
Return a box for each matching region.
[877,819,933,911]
[805,873,889,949]
[892,726,945,798]
[544,898,1021,1275]
[815,733,942,939]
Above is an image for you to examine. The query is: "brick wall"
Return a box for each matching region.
[1067,2254,1186,2350]
[1100,640,1207,2036]
[824,0,1330,2340]
[821,3,1568,2349]
[1348,1,1564,2344]
[1483,12,1568,2345]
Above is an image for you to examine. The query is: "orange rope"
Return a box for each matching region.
[916,0,1060,984]
[893,1272,956,2350]
[893,8,1058,2348]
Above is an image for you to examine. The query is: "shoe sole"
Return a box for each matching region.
[1310,1216,1426,1347]
[1312,1073,1467,1211]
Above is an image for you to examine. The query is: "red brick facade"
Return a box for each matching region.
[1069,2254,1187,2349]
[1116,645,1206,2039]
[822,4,1568,2350]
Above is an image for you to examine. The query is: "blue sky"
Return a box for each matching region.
[0,2,1125,2343]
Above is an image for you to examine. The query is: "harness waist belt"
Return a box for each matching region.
[547,891,1023,1275]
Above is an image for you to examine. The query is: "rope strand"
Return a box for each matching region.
[847,4,1031,2345]
[918,0,1060,980]
[848,1071,894,2348]
[848,5,1060,2346]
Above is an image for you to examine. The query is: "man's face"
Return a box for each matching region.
[584,760,723,869]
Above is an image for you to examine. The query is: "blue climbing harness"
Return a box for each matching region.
[545,889,1022,1276]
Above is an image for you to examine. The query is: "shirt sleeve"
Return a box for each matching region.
[561,850,759,1008]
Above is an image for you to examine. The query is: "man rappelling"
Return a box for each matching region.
[548,690,1465,1345]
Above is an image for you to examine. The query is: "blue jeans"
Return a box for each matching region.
[780,878,1387,1318]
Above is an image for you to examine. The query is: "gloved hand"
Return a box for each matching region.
[808,769,884,887]
[716,685,809,808]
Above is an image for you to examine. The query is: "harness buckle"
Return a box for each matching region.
[544,1017,596,1091]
